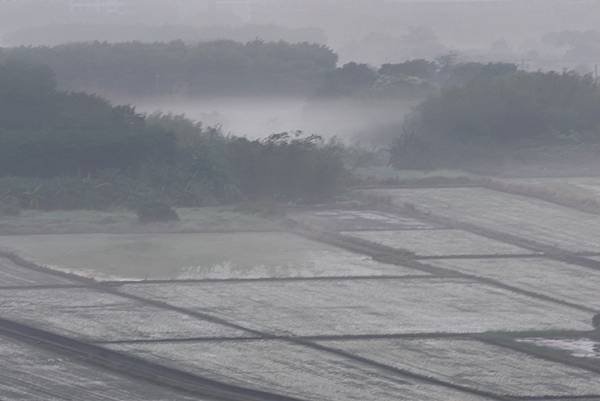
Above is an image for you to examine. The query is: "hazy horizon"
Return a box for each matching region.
[2,0,600,70]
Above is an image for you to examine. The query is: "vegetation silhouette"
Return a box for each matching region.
[0,60,347,210]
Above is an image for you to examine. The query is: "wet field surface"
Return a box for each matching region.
[2,182,600,401]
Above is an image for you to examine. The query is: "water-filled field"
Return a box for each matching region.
[342,229,530,256]
[119,278,593,335]
[364,187,600,252]
[0,287,248,341]
[319,338,600,396]
[429,257,600,309]
[108,339,491,401]
[0,232,418,281]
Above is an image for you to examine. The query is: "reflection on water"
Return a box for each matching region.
[518,337,600,358]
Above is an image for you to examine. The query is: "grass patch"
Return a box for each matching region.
[0,207,282,236]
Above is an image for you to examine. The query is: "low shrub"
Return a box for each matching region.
[0,61,349,210]
[391,70,600,169]
[593,314,600,331]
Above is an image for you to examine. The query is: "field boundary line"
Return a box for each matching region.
[513,396,600,400]
[476,333,600,376]
[101,274,436,286]
[417,253,544,260]
[376,203,600,275]
[95,332,479,345]
[478,179,600,216]
[287,221,600,314]
[0,228,287,237]
[0,317,307,401]
[3,230,592,401]
[0,251,94,285]
[301,340,515,401]
[0,251,516,400]
[0,284,88,291]
[98,329,598,346]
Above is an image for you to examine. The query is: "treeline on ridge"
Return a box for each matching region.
[391,68,600,169]
[0,40,518,100]
[0,40,338,98]
[0,60,346,212]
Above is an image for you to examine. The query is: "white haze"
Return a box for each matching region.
[130,96,417,142]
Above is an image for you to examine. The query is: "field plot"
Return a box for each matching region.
[120,278,592,336]
[289,209,437,231]
[503,177,600,198]
[341,229,530,256]
[0,287,248,341]
[320,338,600,397]
[364,187,600,253]
[0,232,418,281]
[519,337,600,359]
[541,399,600,401]
[428,257,600,309]
[108,339,491,401]
[0,335,200,401]
[0,257,77,287]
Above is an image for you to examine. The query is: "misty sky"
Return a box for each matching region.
[1,0,599,69]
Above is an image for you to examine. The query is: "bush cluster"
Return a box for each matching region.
[1,40,338,97]
[391,70,600,169]
[0,61,348,211]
